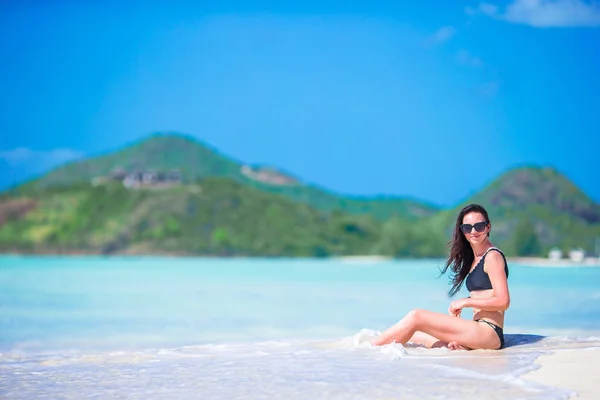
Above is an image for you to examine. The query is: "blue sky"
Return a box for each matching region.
[1,0,599,207]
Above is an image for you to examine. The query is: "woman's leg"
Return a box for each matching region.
[371,309,497,350]
[407,331,470,350]
[407,331,448,348]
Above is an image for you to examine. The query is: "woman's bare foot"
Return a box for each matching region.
[447,341,470,350]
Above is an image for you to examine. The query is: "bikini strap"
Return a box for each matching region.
[482,247,509,277]
[482,247,502,258]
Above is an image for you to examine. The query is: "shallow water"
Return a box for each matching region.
[1,256,599,399]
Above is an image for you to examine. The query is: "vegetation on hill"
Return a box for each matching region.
[468,166,600,222]
[0,179,387,257]
[415,166,600,257]
[2,134,599,258]
[13,132,438,221]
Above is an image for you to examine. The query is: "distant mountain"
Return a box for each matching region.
[12,132,437,221]
[424,166,600,256]
[470,166,600,255]
[3,133,599,258]
[469,166,600,223]
[16,133,244,188]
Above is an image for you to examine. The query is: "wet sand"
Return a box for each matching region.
[523,347,600,400]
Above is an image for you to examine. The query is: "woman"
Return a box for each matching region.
[371,204,510,350]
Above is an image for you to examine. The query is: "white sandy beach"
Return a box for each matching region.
[523,347,600,400]
[506,257,600,268]
[335,255,600,267]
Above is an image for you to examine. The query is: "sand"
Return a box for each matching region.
[523,347,600,400]
[509,257,600,267]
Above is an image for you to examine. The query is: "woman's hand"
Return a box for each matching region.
[448,299,467,317]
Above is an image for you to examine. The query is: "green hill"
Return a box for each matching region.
[468,166,600,222]
[2,133,599,258]
[468,166,600,256]
[0,179,383,257]
[13,132,437,221]
[418,166,600,257]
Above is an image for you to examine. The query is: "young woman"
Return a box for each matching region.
[371,204,510,350]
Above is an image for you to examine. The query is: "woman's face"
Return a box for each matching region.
[460,212,490,245]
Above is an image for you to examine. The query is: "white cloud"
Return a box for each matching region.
[0,147,84,168]
[423,26,456,46]
[434,26,457,42]
[0,148,35,164]
[480,2,501,15]
[468,0,600,27]
[456,50,484,67]
[478,80,501,97]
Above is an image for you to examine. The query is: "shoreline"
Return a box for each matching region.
[1,252,599,266]
[508,256,600,267]
[523,347,600,400]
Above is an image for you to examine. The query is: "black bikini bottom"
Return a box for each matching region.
[476,319,505,349]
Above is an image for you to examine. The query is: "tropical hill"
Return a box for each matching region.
[12,132,438,222]
[1,132,599,258]
[0,178,385,257]
[423,166,600,257]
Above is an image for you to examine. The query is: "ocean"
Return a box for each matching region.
[1,255,599,399]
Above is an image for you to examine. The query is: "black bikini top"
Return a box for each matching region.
[465,247,509,292]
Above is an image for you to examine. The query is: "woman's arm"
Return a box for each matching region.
[450,251,510,314]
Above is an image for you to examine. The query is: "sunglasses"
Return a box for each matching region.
[460,221,489,234]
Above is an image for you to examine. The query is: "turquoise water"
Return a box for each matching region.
[1,255,600,399]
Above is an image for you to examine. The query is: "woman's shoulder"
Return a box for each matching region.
[485,247,506,257]
[484,247,509,273]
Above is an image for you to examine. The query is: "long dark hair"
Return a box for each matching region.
[440,204,491,297]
